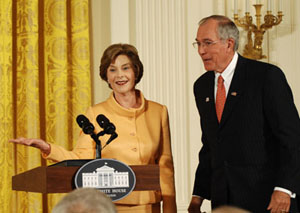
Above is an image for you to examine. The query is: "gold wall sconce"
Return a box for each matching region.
[233,0,283,60]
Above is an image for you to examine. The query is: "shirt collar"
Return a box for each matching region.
[214,52,238,82]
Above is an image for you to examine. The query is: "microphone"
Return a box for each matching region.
[76,114,95,135]
[76,114,102,146]
[96,114,116,135]
[96,114,118,148]
[76,114,102,158]
[96,114,108,128]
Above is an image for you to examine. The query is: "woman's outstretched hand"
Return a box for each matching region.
[9,137,51,155]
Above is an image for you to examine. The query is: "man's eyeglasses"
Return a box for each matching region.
[192,40,220,49]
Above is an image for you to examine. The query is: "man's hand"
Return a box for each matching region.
[267,191,291,213]
[188,196,204,213]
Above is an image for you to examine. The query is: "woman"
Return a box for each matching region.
[10,43,177,213]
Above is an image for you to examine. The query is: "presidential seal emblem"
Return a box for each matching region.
[74,159,136,201]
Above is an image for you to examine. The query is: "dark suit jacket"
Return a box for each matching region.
[193,55,300,212]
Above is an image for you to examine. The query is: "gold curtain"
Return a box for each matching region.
[0,0,92,212]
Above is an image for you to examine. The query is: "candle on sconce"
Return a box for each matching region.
[267,0,271,11]
[279,0,282,11]
[245,0,249,12]
[270,0,273,11]
[234,0,237,14]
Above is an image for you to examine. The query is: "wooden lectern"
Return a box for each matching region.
[12,160,160,193]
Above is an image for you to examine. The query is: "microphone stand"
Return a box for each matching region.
[96,144,101,159]
[91,132,105,159]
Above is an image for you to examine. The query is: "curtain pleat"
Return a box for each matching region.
[15,0,44,212]
[0,0,92,212]
[0,1,15,212]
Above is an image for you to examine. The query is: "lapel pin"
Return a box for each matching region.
[231,92,237,96]
[205,97,210,102]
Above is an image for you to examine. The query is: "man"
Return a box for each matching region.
[188,15,300,213]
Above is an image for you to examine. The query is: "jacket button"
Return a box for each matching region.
[130,132,135,136]
[132,148,137,152]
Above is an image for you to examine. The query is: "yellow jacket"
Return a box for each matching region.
[45,91,177,212]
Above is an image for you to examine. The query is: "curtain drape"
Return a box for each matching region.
[0,0,92,212]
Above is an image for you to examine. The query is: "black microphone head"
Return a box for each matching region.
[82,124,95,135]
[105,122,116,134]
[76,114,95,135]
[76,114,89,128]
[96,114,109,128]
[96,114,116,134]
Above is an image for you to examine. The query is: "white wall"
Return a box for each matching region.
[91,1,300,212]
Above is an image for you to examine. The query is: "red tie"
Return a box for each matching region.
[216,75,226,122]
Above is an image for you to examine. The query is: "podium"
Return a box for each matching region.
[12,160,160,193]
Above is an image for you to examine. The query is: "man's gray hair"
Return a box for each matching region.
[52,188,117,213]
[199,15,239,51]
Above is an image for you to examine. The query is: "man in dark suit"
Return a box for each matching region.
[188,15,300,213]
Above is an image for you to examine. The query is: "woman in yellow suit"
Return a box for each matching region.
[10,43,177,213]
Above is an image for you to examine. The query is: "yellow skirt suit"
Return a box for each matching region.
[44,91,177,213]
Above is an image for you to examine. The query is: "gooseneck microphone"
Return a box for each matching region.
[76,114,118,158]
[76,114,102,158]
[96,114,118,148]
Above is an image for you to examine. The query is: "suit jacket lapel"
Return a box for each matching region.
[219,55,247,127]
[207,72,218,122]
[201,71,219,126]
